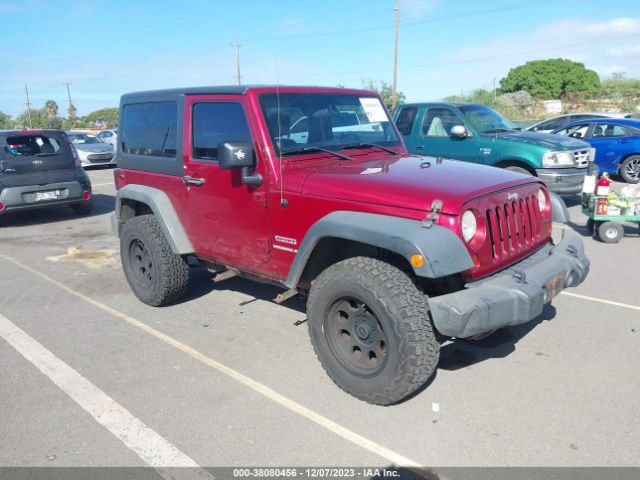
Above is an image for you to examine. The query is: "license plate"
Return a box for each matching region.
[35,190,60,201]
[545,273,565,301]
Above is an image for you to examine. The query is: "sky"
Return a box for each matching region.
[1,0,639,118]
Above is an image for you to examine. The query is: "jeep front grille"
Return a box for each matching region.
[572,149,590,168]
[485,194,542,259]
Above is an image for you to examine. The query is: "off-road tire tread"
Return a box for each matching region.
[307,256,439,405]
[121,214,189,306]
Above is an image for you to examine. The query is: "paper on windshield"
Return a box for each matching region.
[359,98,387,122]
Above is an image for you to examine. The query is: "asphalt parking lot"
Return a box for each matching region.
[1,167,639,474]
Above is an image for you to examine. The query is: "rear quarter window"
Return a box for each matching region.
[121,102,178,157]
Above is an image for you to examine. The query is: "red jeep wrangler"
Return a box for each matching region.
[112,86,589,405]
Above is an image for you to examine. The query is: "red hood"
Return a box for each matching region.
[286,154,542,215]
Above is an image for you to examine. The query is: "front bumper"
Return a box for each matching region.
[536,167,586,195]
[0,181,90,214]
[429,230,589,338]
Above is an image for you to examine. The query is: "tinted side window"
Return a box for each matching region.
[592,123,627,138]
[395,107,417,136]
[421,107,457,137]
[538,116,571,131]
[555,123,589,138]
[121,102,177,157]
[192,102,251,161]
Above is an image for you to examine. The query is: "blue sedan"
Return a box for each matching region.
[552,118,640,183]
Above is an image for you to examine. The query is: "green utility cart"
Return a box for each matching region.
[582,192,640,243]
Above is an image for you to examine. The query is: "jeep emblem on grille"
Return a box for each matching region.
[507,192,519,201]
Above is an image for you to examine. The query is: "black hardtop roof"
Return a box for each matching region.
[120,85,267,103]
[120,85,377,103]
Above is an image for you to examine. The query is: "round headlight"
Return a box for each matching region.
[461,210,477,243]
[537,189,547,211]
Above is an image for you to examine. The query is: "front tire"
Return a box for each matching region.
[120,215,189,306]
[307,257,439,405]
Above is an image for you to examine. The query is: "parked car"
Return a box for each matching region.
[67,131,115,167]
[527,112,640,133]
[96,129,118,149]
[111,85,589,405]
[0,129,93,222]
[393,102,592,195]
[551,118,640,183]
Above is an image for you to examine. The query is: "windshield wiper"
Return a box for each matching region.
[282,146,353,161]
[342,143,399,155]
[35,153,58,157]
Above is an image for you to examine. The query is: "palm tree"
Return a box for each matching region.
[45,100,58,128]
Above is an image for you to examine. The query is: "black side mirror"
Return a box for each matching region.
[217,142,262,187]
[218,142,255,169]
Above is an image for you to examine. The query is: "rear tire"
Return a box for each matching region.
[307,256,439,405]
[620,155,640,184]
[597,221,624,244]
[72,200,93,215]
[120,215,189,306]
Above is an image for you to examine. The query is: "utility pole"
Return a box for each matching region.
[231,42,242,86]
[391,0,401,110]
[25,83,33,129]
[64,82,77,128]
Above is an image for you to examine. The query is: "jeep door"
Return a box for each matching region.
[182,95,271,270]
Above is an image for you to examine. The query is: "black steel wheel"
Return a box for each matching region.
[307,256,439,405]
[325,297,389,378]
[120,215,189,306]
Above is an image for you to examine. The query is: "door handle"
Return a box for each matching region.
[183,176,205,186]
[616,140,629,144]
[415,145,425,150]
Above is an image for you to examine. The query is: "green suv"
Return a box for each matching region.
[394,103,593,195]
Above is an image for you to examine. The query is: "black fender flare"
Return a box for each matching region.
[113,184,194,254]
[284,211,473,288]
[549,191,570,223]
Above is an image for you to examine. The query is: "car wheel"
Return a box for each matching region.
[620,155,640,184]
[597,221,624,244]
[120,215,189,306]
[72,199,93,215]
[307,256,439,405]
[504,166,532,176]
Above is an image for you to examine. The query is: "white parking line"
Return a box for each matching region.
[91,182,114,187]
[560,291,640,312]
[0,313,212,479]
[0,254,422,468]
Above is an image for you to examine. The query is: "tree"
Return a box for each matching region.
[362,79,406,111]
[13,108,48,129]
[499,59,601,99]
[45,100,59,128]
[83,107,118,128]
[0,111,12,129]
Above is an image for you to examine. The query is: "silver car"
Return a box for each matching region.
[527,112,640,133]
[67,131,115,167]
[96,129,117,149]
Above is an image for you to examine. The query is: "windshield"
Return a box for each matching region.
[258,93,401,155]
[68,133,102,144]
[458,105,518,133]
